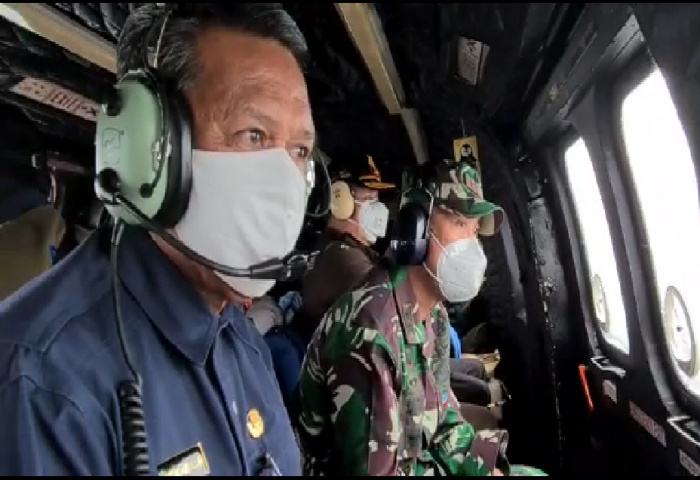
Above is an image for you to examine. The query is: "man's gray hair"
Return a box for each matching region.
[117,4,308,92]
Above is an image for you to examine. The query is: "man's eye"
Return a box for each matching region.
[293,145,311,160]
[450,213,466,226]
[245,129,266,147]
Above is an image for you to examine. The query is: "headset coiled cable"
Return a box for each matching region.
[111,221,151,476]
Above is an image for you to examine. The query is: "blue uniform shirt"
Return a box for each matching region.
[0,227,301,475]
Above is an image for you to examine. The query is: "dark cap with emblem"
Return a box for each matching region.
[424,161,504,236]
[332,154,395,190]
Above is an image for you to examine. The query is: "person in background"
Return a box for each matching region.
[0,4,314,475]
[262,154,395,414]
[296,161,546,476]
[291,153,396,344]
[0,169,52,224]
[0,167,65,300]
[246,295,285,336]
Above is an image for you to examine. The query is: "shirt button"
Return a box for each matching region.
[231,401,239,416]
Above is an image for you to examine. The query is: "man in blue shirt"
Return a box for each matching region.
[0,3,315,475]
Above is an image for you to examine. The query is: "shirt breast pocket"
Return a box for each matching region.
[243,412,297,477]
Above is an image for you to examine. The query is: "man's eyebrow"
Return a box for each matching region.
[301,129,316,143]
[439,205,468,220]
[240,104,280,130]
[239,104,316,145]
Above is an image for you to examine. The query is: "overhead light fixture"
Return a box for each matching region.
[335,3,429,165]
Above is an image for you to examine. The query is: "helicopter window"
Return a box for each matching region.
[565,138,630,353]
[620,68,700,392]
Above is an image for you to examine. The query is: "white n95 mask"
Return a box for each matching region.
[174,148,308,298]
[424,234,487,303]
[354,200,389,244]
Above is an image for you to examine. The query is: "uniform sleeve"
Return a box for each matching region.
[328,334,402,476]
[422,388,508,476]
[0,376,115,475]
[298,306,403,477]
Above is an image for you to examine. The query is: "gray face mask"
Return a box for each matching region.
[352,200,389,244]
[424,233,487,303]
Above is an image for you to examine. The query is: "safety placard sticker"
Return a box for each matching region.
[453,136,480,170]
[602,379,617,404]
[10,77,98,122]
[680,449,700,476]
[629,401,666,446]
[457,37,490,86]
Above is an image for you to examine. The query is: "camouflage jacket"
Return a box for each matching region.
[297,266,511,476]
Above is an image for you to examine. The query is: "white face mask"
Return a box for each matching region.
[424,234,487,303]
[353,200,389,244]
[174,148,308,298]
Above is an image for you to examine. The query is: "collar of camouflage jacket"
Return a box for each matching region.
[387,267,447,346]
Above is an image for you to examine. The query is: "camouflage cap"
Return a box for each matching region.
[426,162,504,236]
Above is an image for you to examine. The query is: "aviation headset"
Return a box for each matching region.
[95,6,192,229]
[95,4,317,230]
[328,176,436,266]
[329,180,356,220]
[388,186,435,266]
[94,5,320,282]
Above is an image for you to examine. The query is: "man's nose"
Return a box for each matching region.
[270,139,288,149]
[269,139,300,160]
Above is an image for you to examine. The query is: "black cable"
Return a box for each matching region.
[111,222,150,476]
[306,156,332,219]
[111,190,314,281]
[111,222,137,379]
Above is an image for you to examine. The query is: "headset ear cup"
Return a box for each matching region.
[95,71,165,226]
[389,200,429,265]
[153,76,192,228]
[330,181,355,220]
[94,69,193,229]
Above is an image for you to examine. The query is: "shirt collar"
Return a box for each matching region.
[118,227,220,366]
[389,267,448,367]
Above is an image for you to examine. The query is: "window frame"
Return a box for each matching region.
[556,127,631,369]
[611,50,697,413]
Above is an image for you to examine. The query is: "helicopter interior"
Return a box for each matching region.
[1,2,700,476]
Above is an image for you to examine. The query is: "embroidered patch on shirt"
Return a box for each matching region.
[158,443,210,476]
[441,390,450,408]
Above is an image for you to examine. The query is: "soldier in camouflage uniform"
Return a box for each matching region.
[297,162,546,476]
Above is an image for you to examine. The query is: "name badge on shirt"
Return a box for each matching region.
[158,443,211,476]
[441,390,450,409]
